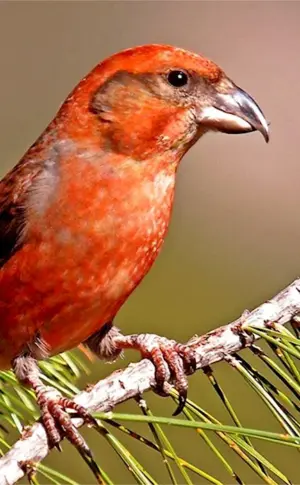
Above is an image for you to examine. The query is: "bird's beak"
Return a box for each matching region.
[197,84,269,142]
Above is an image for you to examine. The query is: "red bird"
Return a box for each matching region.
[0,44,268,451]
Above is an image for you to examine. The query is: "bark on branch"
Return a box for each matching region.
[1,278,300,485]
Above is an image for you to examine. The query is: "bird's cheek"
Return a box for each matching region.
[157,109,200,153]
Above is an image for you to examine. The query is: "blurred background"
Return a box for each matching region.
[0,1,299,483]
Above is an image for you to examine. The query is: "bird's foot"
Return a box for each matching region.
[35,386,96,454]
[114,333,197,415]
[13,354,97,454]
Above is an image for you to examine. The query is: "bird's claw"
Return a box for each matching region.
[115,333,197,415]
[36,387,95,455]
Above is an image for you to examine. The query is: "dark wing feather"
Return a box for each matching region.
[0,153,44,267]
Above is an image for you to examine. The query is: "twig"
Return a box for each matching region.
[1,278,300,485]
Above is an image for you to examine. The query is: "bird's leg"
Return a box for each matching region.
[113,332,197,415]
[12,353,96,453]
[84,321,123,361]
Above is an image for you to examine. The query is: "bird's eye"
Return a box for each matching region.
[167,70,189,88]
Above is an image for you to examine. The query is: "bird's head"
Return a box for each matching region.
[59,44,269,162]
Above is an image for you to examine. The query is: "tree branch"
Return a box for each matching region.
[1,278,300,485]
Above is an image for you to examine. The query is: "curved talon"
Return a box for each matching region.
[173,389,188,416]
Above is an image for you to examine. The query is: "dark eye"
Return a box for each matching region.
[167,70,189,88]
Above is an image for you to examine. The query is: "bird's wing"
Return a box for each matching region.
[0,154,44,267]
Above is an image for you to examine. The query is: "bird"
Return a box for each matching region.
[0,44,269,452]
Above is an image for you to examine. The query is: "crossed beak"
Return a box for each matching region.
[198,83,269,142]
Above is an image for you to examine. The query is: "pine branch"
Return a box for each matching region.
[1,277,300,485]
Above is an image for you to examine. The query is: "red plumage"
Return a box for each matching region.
[0,44,268,449]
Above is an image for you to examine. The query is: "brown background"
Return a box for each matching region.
[0,1,299,483]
